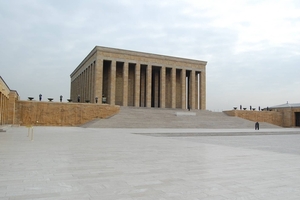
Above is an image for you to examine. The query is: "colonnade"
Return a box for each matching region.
[0,77,10,125]
[71,61,96,103]
[71,59,205,110]
[0,92,9,125]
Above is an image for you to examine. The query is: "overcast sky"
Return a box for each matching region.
[1,0,299,111]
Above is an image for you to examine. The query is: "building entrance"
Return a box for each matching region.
[295,112,300,127]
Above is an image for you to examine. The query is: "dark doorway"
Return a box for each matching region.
[295,112,300,127]
[186,70,191,110]
[151,67,160,108]
[102,60,111,103]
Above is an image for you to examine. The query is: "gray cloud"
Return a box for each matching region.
[1,0,299,110]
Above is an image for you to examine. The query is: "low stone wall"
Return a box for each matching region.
[223,110,283,127]
[15,101,120,126]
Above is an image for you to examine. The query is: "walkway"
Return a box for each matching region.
[1,126,300,199]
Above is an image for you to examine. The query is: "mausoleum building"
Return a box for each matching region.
[70,46,207,110]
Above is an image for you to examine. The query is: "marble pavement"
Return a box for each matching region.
[1,126,300,200]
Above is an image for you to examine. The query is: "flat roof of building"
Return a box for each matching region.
[270,102,300,109]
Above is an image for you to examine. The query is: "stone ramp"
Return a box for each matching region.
[81,107,281,129]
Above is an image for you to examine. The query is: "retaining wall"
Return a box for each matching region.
[223,110,283,126]
[15,101,120,126]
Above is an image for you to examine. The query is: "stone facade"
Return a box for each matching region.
[70,46,207,110]
[0,76,19,125]
[1,76,119,126]
[1,74,300,127]
[0,76,10,125]
[271,107,300,127]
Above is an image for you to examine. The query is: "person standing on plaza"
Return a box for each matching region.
[255,122,260,130]
[60,95,63,102]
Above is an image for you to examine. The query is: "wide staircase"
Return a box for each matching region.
[82,107,280,129]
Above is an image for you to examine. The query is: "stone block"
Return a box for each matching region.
[176,112,196,116]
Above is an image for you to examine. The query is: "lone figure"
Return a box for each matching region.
[60,95,63,102]
[77,95,80,103]
[39,94,42,101]
[255,122,260,130]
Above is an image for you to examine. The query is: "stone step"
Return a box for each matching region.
[82,107,280,129]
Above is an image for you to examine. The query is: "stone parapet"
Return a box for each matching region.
[14,101,119,126]
[223,110,283,127]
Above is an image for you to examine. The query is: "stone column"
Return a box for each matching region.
[86,68,88,101]
[110,60,116,105]
[78,73,81,102]
[123,62,129,106]
[200,70,206,110]
[84,68,87,102]
[7,91,18,125]
[80,73,82,101]
[0,94,3,125]
[82,71,84,101]
[79,72,82,102]
[134,63,140,107]
[86,68,89,101]
[80,72,83,102]
[82,72,84,101]
[0,94,2,124]
[146,65,152,108]
[95,58,103,104]
[83,69,86,102]
[72,77,75,101]
[75,76,78,101]
[181,69,186,109]
[171,67,176,109]
[190,69,196,109]
[88,64,94,103]
[196,72,200,109]
[1,93,4,125]
[160,66,166,108]
[91,63,95,102]
[76,76,79,101]
[82,70,85,102]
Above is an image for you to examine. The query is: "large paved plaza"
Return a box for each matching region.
[1,126,300,200]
